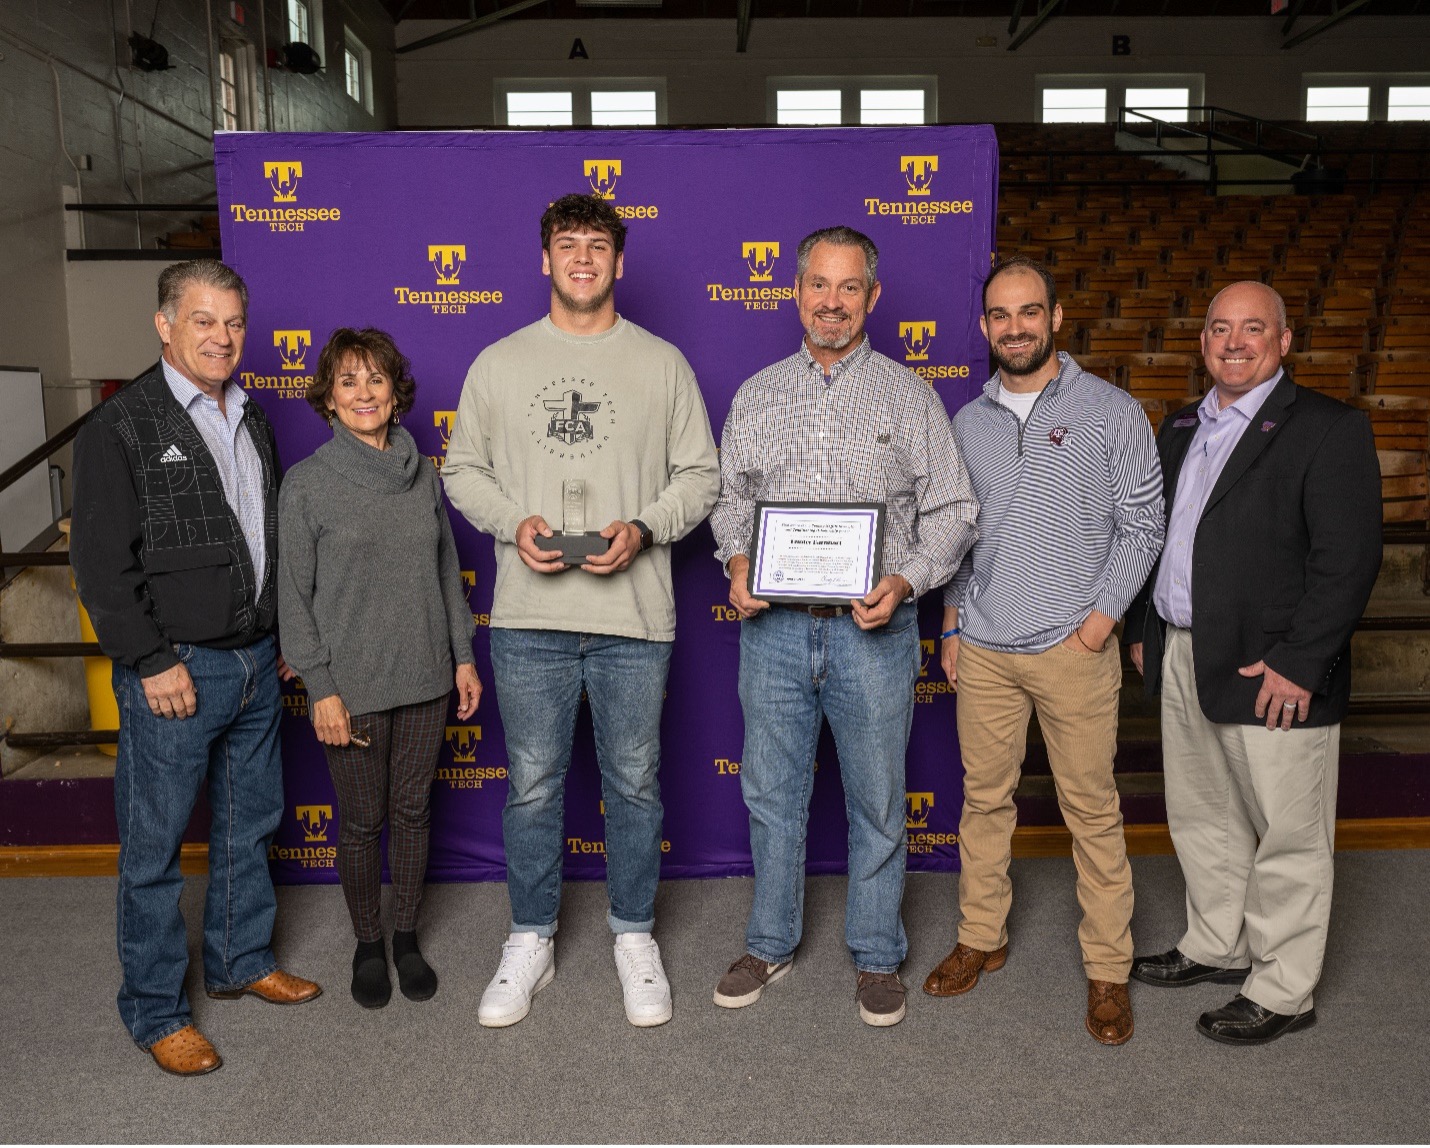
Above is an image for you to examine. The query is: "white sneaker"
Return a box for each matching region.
[613,932,673,1028]
[477,932,555,1028]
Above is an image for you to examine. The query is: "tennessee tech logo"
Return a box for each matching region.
[901,155,938,196]
[919,639,934,678]
[708,242,794,311]
[743,242,780,283]
[916,638,954,702]
[900,321,936,362]
[229,161,340,231]
[427,410,456,471]
[585,159,622,199]
[396,246,502,314]
[545,390,601,446]
[239,331,310,398]
[446,725,482,763]
[274,329,310,370]
[428,244,466,285]
[905,791,955,853]
[866,154,973,225]
[905,792,934,829]
[296,804,332,842]
[265,161,303,202]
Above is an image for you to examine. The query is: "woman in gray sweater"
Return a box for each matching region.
[278,327,480,1008]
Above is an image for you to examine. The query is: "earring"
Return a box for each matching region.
[392,412,400,425]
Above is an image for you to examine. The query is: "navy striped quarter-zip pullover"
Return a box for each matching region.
[945,352,1165,654]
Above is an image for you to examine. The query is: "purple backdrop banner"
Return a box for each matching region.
[214,126,998,885]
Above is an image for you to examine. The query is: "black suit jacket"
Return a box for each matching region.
[1124,375,1382,726]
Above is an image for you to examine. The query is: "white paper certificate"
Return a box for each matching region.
[748,502,886,603]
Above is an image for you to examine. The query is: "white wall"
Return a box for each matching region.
[395,14,1430,127]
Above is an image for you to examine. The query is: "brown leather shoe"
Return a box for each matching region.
[1086,979,1134,1045]
[207,968,322,1005]
[148,1025,221,1076]
[922,942,1008,997]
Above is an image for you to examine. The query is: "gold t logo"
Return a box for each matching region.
[900,321,937,361]
[460,570,476,605]
[584,159,622,199]
[433,410,456,447]
[296,804,332,842]
[273,330,311,370]
[900,155,938,196]
[906,792,934,829]
[742,242,780,282]
[446,725,482,763]
[264,161,303,202]
[919,639,934,678]
[428,244,466,286]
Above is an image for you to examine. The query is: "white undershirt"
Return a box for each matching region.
[997,383,1043,424]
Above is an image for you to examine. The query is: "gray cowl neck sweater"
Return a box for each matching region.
[277,420,475,717]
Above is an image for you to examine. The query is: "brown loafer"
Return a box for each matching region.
[922,942,1008,997]
[148,1025,221,1077]
[1086,979,1134,1045]
[207,968,322,1005]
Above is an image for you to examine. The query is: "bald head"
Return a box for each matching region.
[1201,281,1293,407]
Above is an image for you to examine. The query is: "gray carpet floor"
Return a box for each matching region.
[1,852,1428,1144]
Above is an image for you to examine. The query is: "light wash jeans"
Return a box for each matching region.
[489,627,673,937]
[737,602,920,972]
[112,636,283,1048]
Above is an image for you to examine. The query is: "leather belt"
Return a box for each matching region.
[778,602,849,618]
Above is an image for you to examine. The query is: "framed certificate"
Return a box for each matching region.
[747,501,886,605]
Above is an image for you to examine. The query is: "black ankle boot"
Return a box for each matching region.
[392,929,437,1002]
[351,938,391,1009]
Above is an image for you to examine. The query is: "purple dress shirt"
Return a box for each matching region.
[1153,370,1283,628]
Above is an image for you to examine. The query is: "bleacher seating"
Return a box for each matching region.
[992,125,1428,523]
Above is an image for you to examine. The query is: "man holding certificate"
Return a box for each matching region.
[920,257,1164,1046]
[709,226,978,1027]
[443,193,720,1030]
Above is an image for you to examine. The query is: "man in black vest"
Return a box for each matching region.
[72,259,319,1076]
[1124,281,1381,1044]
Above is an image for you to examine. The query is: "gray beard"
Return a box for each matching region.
[806,318,857,351]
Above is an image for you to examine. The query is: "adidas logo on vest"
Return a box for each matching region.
[159,445,188,464]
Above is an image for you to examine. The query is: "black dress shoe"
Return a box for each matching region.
[1130,947,1249,988]
[1197,994,1316,1045]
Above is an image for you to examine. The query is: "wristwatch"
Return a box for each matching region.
[631,519,654,552]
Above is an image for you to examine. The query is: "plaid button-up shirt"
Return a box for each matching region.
[710,336,978,598]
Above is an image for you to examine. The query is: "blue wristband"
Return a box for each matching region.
[940,627,961,639]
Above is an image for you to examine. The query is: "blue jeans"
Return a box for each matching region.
[112,636,283,1048]
[737,602,920,972]
[489,628,672,936]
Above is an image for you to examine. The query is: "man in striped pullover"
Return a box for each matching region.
[920,257,1165,1046]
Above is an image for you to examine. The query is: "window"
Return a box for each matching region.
[1306,86,1370,121]
[776,89,841,126]
[590,90,658,127]
[507,91,574,127]
[858,89,926,126]
[1124,87,1190,123]
[286,0,311,44]
[1042,88,1107,123]
[216,40,255,131]
[496,81,666,126]
[1038,74,1204,125]
[1388,85,1430,121]
[768,78,935,126]
[219,50,240,131]
[343,28,373,114]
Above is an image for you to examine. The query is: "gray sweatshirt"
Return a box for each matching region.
[442,316,720,643]
[278,422,475,716]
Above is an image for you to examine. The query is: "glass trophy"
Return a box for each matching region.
[550,478,610,565]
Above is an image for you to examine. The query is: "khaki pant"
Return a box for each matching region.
[955,638,1133,982]
[1161,626,1338,1016]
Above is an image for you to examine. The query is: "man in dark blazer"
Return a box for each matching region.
[1123,280,1382,1045]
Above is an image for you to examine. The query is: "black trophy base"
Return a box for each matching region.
[550,531,610,565]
